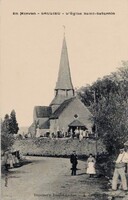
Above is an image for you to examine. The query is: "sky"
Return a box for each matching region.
[1,0,128,127]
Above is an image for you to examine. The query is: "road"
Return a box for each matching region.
[1,156,124,200]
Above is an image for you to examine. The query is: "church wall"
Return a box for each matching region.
[58,90,66,96]
[33,107,37,121]
[28,123,36,137]
[67,90,74,97]
[57,90,74,97]
[58,98,93,132]
[50,119,59,133]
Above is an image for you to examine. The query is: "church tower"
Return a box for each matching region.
[50,35,75,112]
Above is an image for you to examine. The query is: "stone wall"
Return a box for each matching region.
[13,138,105,157]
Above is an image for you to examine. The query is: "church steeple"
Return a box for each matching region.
[55,35,74,90]
[50,34,75,112]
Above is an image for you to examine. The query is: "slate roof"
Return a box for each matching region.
[39,119,50,129]
[68,119,85,127]
[50,95,71,106]
[28,122,35,132]
[34,106,52,118]
[50,97,75,119]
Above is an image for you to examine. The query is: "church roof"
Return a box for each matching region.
[50,95,71,106]
[34,106,52,118]
[50,97,75,119]
[28,122,36,132]
[68,119,85,127]
[39,119,50,129]
[55,36,74,90]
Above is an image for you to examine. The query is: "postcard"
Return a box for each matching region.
[1,0,128,199]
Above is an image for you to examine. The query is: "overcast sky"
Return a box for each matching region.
[1,0,128,127]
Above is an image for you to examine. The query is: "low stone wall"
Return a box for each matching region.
[13,138,105,157]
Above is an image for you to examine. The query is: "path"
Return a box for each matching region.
[1,156,127,200]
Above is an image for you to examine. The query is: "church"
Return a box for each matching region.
[29,35,94,137]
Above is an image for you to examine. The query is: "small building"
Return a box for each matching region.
[29,35,94,137]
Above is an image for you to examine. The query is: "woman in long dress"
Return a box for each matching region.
[79,129,83,141]
[86,154,96,177]
[36,126,40,138]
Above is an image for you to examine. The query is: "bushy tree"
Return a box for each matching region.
[1,114,11,134]
[77,62,128,156]
[1,115,14,151]
[1,110,19,152]
[1,132,14,152]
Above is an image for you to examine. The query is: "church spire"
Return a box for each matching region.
[55,35,74,90]
[50,33,74,112]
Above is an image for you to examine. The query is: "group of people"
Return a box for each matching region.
[18,126,93,140]
[70,148,128,192]
[70,151,96,177]
[4,149,20,170]
[73,128,90,141]
[51,128,91,140]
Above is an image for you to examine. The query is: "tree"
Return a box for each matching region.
[1,114,11,134]
[1,115,14,152]
[1,132,14,152]
[77,62,128,156]
[1,110,19,152]
[10,110,19,134]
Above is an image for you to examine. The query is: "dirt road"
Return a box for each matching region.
[1,156,118,200]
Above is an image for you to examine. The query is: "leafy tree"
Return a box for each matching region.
[77,62,128,156]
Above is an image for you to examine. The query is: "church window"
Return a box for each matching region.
[74,114,78,118]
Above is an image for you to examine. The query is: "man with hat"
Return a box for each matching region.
[112,147,128,191]
[70,151,78,176]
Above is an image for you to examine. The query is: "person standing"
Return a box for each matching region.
[112,148,128,191]
[79,129,83,142]
[5,172,8,187]
[70,128,73,139]
[36,125,40,138]
[4,149,10,171]
[75,127,79,139]
[70,151,78,176]
[83,130,86,139]
[8,150,14,168]
[86,154,96,178]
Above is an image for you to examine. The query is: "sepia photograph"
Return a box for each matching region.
[1,0,128,199]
